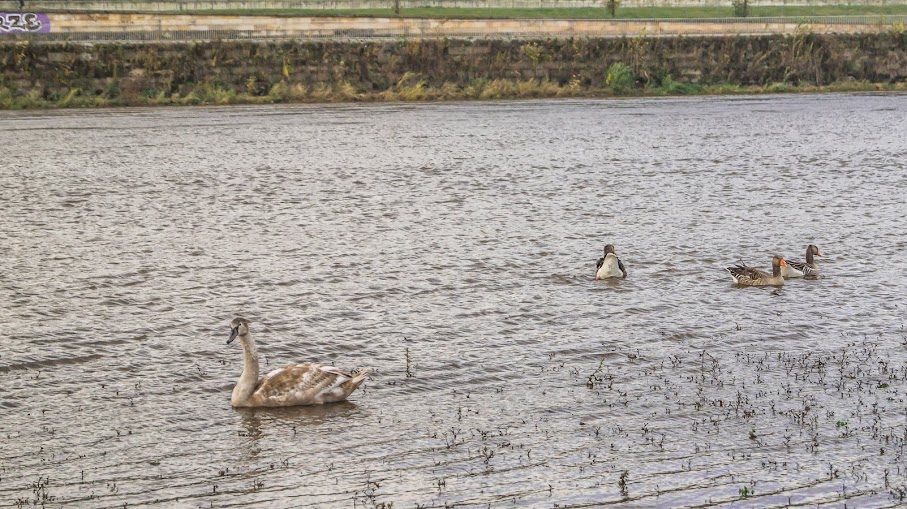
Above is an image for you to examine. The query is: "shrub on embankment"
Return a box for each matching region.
[1,33,906,108]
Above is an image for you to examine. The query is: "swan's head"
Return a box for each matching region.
[228,317,250,344]
[808,244,821,257]
[603,244,617,256]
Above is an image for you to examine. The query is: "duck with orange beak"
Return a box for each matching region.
[727,255,787,287]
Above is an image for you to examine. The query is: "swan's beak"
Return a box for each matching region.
[227,327,238,344]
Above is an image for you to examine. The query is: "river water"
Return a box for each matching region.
[1,94,906,508]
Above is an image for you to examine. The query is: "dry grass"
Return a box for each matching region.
[2,79,905,109]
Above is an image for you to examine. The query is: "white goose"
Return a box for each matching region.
[595,244,628,280]
[781,244,821,278]
[227,317,369,408]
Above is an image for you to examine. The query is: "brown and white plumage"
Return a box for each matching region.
[726,255,787,287]
[227,317,368,408]
[781,244,821,278]
[595,244,628,279]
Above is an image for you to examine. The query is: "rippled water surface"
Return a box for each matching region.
[2,95,907,508]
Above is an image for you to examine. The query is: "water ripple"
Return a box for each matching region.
[1,95,906,507]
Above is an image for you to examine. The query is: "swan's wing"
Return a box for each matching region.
[251,363,354,406]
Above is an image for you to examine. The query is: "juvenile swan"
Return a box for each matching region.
[227,317,369,408]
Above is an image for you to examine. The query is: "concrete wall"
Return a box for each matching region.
[14,0,907,12]
[2,34,906,105]
[9,13,905,39]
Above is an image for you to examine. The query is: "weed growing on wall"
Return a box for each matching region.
[605,62,633,94]
[1,35,905,109]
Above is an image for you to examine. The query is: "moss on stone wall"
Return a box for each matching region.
[1,33,906,108]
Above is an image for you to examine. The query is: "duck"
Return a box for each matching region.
[227,317,369,408]
[595,244,628,279]
[726,255,787,287]
[781,244,821,278]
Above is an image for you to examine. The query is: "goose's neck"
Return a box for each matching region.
[805,248,815,264]
[232,334,260,405]
[772,264,781,277]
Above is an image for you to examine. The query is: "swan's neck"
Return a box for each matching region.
[232,334,260,406]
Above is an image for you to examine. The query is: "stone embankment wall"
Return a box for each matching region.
[2,33,905,103]
[15,0,907,12]
[3,13,904,40]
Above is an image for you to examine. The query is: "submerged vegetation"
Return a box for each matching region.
[1,32,906,109]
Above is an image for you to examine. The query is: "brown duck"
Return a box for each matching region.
[727,255,787,287]
[781,244,821,278]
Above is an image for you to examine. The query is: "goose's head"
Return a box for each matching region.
[228,317,250,344]
[771,255,787,275]
[603,244,617,256]
[808,245,821,257]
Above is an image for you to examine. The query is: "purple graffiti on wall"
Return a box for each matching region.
[0,13,50,33]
